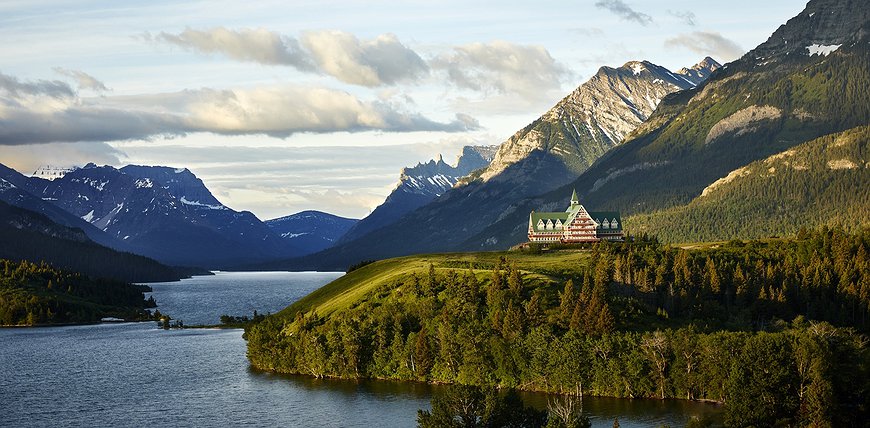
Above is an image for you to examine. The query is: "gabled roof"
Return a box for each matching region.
[589,211,622,231]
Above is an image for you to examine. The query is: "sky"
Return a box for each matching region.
[0,0,806,219]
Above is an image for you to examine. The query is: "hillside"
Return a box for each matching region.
[628,125,869,242]
[0,200,197,283]
[246,229,869,426]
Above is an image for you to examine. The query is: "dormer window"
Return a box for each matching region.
[546,219,554,230]
[611,219,618,229]
[537,219,545,230]
[555,219,563,230]
[602,219,610,229]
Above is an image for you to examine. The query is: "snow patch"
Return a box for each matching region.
[134,178,154,189]
[806,44,841,56]
[631,63,645,75]
[281,232,309,238]
[81,210,95,222]
[180,196,225,210]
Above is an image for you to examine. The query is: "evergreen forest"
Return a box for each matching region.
[0,259,156,325]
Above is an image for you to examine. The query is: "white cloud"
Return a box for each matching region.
[0,72,477,145]
[299,30,429,86]
[153,27,314,70]
[52,67,109,92]
[594,0,653,26]
[665,31,744,62]
[431,40,571,100]
[152,27,428,87]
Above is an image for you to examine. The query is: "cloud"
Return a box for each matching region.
[431,40,571,99]
[668,10,697,26]
[153,27,314,70]
[665,31,744,62]
[0,142,124,174]
[0,73,74,99]
[594,0,653,26]
[299,31,429,86]
[152,27,428,87]
[52,67,109,92]
[0,72,477,145]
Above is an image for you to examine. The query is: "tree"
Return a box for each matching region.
[545,394,590,428]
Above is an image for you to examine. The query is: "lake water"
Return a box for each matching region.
[0,271,721,427]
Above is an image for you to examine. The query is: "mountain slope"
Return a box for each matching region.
[628,125,869,242]
[266,210,358,255]
[0,200,192,282]
[338,145,497,244]
[0,164,125,251]
[467,0,870,247]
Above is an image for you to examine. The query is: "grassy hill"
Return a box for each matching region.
[274,249,592,321]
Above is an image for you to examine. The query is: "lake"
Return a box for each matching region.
[0,271,721,427]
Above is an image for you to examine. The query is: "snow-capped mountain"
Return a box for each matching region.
[265,210,358,255]
[337,145,497,244]
[5,163,301,267]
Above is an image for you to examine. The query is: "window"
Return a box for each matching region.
[611,219,618,229]
[602,219,610,229]
[537,219,545,230]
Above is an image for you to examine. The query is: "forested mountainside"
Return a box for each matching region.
[629,125,869,242]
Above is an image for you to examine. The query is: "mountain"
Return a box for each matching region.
[628,125,869,242]
[475,58,719,190]
[0,164,124,250]
[0,199,194,282]
[1,163,301,268]
[265,211,358,255]
[338,145,497,244]
[466,0,870,247]
[266,57,720,269]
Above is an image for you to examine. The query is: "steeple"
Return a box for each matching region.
[570,189,579,205]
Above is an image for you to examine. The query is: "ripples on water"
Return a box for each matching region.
[0,271,720,427]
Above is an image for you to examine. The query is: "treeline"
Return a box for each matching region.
[0,259,154,325]
[247,228,869,426]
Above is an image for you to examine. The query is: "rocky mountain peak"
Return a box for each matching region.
[477,58,713,186]
[745,0,870,64]
[676,57,722,85]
